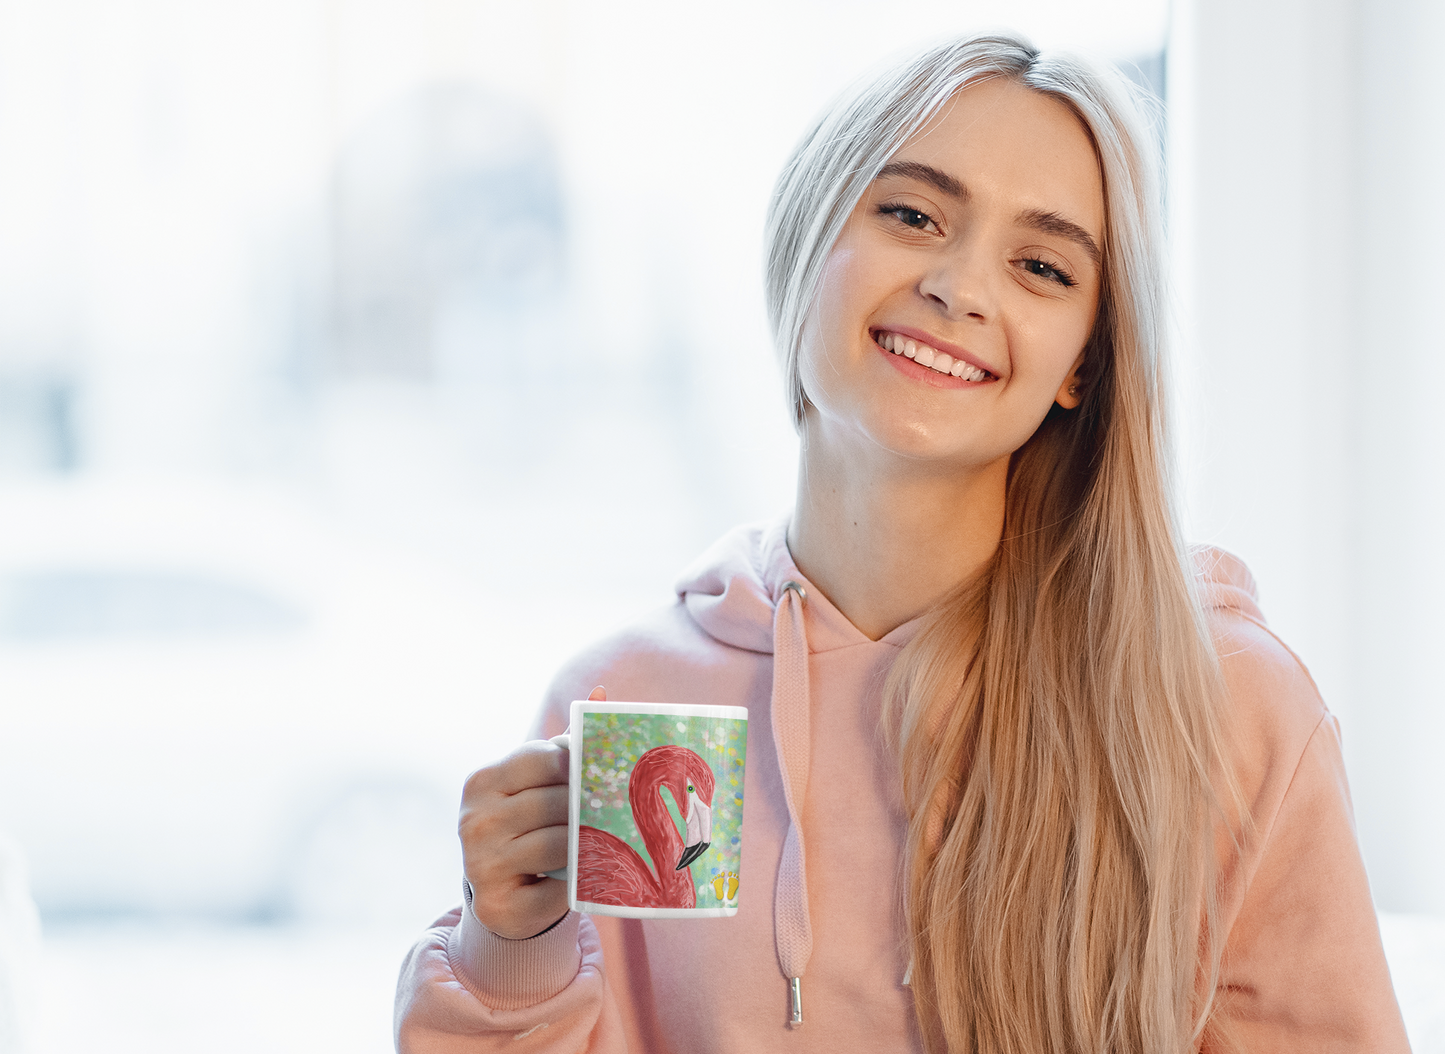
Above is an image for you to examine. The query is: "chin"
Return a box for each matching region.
[863,425,991,469]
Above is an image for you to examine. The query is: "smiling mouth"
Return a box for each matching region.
[875,330,993,382]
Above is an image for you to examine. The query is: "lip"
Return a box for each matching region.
[872,325,1001,380]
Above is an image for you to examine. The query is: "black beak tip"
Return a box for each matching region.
[676,841,710,871]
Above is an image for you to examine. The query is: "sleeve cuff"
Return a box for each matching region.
[449,902,584,1012]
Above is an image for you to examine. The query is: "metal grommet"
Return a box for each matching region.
[781,580,807,604]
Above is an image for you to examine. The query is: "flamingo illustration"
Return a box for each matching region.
[576,744,716,909]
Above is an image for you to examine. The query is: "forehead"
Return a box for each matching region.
[887,77,1105,237]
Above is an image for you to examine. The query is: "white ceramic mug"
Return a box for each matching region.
[548,700,747,919]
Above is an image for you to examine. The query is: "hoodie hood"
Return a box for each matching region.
[1193,544,1267,623]
[674,524,1265,649]
[672,520,785,654]
[675,518,910,655]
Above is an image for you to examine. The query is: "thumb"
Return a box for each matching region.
[550,686,605,750]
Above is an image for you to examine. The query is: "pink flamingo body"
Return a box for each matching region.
[577,744,716,909]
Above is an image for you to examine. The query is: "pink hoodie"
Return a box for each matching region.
[395,519,1409,1052]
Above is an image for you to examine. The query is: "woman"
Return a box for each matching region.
[396,34,1408,1053]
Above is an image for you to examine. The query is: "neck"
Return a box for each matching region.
[787,425,1006,641]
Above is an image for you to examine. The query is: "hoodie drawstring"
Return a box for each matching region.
[771,580,813,1027]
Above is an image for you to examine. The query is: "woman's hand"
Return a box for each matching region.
[457,686,603,940]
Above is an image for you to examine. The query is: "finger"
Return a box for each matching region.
[468,821,568,884]
[503,823,570,877]
[511,878,568,921]
[468,858,569,939]
[467,824,568,905]
[466,820,564,875]
[459,784,568,869]
[468,740,570,798]
[490,783,569,836]
[588,685,606,701]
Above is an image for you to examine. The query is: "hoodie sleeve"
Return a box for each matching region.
[1203,714,1410,1051]
[1194,550,1410,1051]
[394,904,633,1053]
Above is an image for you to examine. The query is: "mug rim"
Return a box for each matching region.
[570,699,748,721]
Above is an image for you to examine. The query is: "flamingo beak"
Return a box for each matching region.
[676,791,713,871]
[676,840,709,871]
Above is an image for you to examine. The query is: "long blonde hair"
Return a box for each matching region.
[764,35,1236,1053]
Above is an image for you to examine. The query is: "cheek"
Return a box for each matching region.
[796,247,865,393]
[811,244,863,335]
[1021,297,1098,383]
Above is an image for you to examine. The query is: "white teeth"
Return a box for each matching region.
[879,330,989,380]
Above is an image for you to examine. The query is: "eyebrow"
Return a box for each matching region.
[1016,208,1103,268]
[875,160,967,200]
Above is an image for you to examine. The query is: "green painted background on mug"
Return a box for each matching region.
[578,711,746,906]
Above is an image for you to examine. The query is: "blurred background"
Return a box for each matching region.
[0,0,1439,1050]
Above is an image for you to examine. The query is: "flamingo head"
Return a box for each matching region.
[633,744,716,873]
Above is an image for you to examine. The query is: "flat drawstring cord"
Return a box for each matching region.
[771,580,813,1027]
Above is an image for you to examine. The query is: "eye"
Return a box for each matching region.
[687,783,695,793]
[877,202,941,234]
[1019,256,1077,288]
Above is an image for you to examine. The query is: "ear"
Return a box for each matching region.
[1054,350,1087,410]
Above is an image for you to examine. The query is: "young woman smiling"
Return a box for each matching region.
[396,34,1408,1053]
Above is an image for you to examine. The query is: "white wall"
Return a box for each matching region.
[1169,0,1445,912]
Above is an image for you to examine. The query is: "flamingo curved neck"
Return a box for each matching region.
[630,774,690,902]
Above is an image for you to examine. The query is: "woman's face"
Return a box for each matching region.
[799,77,1105,473]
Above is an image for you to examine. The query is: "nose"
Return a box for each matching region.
[917,235,995,321]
